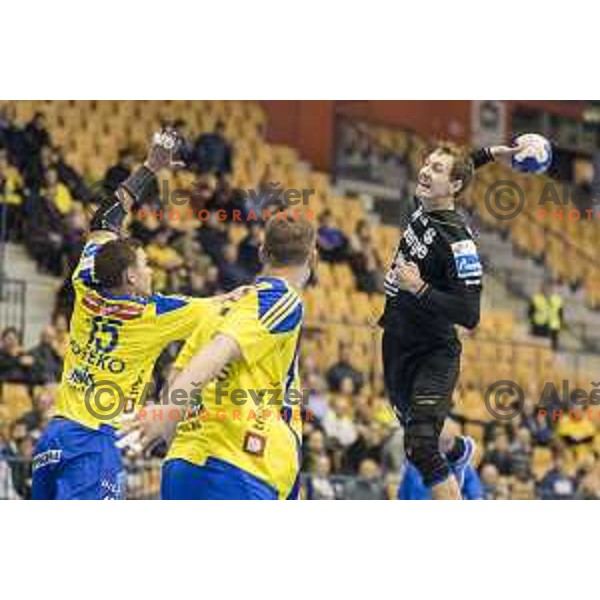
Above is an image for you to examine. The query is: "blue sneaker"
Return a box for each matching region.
[448,436,476,489]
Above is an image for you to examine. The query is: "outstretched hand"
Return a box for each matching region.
[116,405,179,457]
[145,127,186,173]
[490,140,527,163]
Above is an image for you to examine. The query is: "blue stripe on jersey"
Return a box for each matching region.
[78,242,100,286]
[256,276,289,321]
[80,269,94,287]
[270,301,303,333]
[152,294,189,315]
[83,243,99,257]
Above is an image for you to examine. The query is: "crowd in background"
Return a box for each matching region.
[2,108,600,499]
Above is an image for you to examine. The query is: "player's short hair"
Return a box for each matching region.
[263,216,316,267]
[436,143,475,195]
[94,238,143,290]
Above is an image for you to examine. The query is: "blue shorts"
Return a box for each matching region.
[32,418,125,500]
[161,457,279,500]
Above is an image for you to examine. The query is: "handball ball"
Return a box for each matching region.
[511,133,552,174]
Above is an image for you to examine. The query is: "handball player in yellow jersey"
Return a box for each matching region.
[32,129,245,500]
[121,216,317,499]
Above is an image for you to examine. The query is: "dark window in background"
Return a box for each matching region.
[512,106,545,136]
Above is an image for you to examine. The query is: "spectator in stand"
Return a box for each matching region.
[0,105,26,167]
[30,326,63,384]
[479,463,500,500]
[301,429,328,473]
[238,222,263,277]
[317,209,349,263]
[344,459,386,500]
[189,173,216,213]
[350,220,384,293]
[62,204,87,273]
[173,230,213,277]
[2,422,32,499]
[304,454,337,500]
[305,373,330,424]
[218,243,252,291]
[25,143,55,191]
[511,475,536,500]
[352,393,373,428]
[52,314,70,358]
[0,454,19,499]
[203,264,223,297]
[521,400,553,446]
[343,421,385,474]
[195,120,232,176]
[494,479,511,500]
[24,183,68,276]
[44,167,74,216]
[575,456,600,499]
[481,430,514,476]
[178,269,207,298]
[146,227,185,293]
[322,395,358,448]
[10,433,34,500]
[18,385,56,433]
[129,209,162,246]
[103,148,135,193]
[381,425,405,474]
[349,219,370,254]
[0,148,25,240]
[23,112,49,170]
[539,452,576,500]
[196,216,229,264]
[510,427,534,480]
[0,327,34,384]
[326,342,364,393]
[211,174,246,220]
[528,281,564,351]
[50,145,88,201]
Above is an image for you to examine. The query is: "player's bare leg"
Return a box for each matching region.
[431,476,462,500]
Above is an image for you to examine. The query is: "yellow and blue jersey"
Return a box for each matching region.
[166,276,304,500]
[55,232,217,430]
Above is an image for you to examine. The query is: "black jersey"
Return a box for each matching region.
[379,148,492,350]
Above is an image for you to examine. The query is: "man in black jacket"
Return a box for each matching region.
[380,142,520,499]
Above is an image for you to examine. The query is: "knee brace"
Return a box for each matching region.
[405,419,449,487]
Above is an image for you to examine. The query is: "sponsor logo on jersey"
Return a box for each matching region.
[82,293,144,320]
[451,240,483,279]
[32,450,62,472]
[243,432,267,457]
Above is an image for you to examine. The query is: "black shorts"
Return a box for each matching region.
[382,330,461,427]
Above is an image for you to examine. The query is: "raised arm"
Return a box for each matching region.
[118,334,242,451]
[470,144,523,172]
[87,128,183,243]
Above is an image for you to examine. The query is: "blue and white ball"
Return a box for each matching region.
[511,133,552,174]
